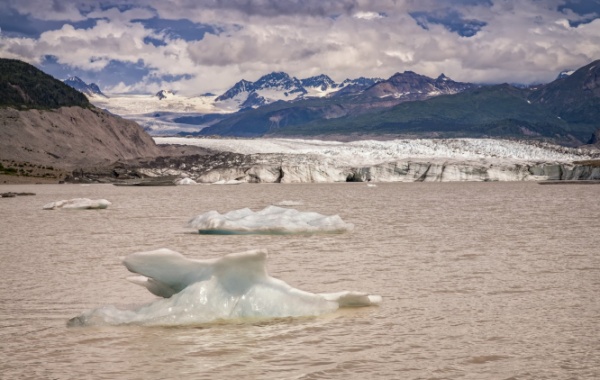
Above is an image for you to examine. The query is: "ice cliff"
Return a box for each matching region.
[146,137,600,183]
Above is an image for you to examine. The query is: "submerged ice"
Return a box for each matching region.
[69,249,381,326]
[43,198,111,210]
[187,206,353,234]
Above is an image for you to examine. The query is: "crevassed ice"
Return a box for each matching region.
[42,198,111,210]
[154,137,592,166]
[68,249,381,327]
[187,206,353,234]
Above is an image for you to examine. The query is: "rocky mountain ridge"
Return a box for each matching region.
[198,60,600,146]
[214,72,385,108]
[64,76,107,98]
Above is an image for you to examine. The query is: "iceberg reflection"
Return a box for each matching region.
[69,249,381,327]
[187,206,353,235]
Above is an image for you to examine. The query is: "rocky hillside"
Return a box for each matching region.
[0,59,162,172]
[0,106,162,170]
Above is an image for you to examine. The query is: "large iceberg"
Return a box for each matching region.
[69,249,381,326]
[42,198,111,210]
[187,206,353,234]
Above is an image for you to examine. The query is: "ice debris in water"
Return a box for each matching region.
[187,206,353,234]
[212,179,244,185]
[68,248,381,327]
[275,200,304,206]
[43,198,111,210]
[174,177,197,185]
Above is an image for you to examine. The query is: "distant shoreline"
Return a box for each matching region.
[0,174,62,185]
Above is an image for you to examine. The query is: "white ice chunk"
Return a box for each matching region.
[187,206,353,234]
[275,200,304,206]
[175,177,197,185]
[69,249,380,326]
[212,179,244,185]
[42,198,111,210]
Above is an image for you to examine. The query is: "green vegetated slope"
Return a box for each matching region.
[281,84,571,138]
[528,59,600,137]
[0,58,90,109]
[199,97,355,137]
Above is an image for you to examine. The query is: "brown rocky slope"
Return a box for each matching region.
[0,106,162,170]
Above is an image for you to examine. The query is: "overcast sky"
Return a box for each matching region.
[1,0,599,95]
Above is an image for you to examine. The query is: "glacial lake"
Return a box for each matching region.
[1,182,598,379]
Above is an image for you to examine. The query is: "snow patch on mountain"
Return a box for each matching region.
[155,90,175,100]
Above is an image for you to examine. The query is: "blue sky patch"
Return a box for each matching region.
[132,18,219,41]
[0,10,96,39]
[410,9,487,37]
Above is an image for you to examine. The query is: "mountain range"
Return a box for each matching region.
[1,57,599,184]
[58,59,600,147]
[214,72,384,108]
[196,60,600,146]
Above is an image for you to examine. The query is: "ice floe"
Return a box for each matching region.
[69,249,381,326]
[43,198,111,210]
[187,206,353,234]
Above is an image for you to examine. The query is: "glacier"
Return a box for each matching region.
[147,137,600,183]
[187,206,353,235]
[43,198,111,210]
[68,249,381,327]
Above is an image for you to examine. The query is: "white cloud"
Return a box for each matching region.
[353,11,385,20]
[0,0,599,94]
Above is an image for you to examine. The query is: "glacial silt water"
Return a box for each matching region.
[0,182,598,379]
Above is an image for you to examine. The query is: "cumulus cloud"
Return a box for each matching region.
[0,0,599,94]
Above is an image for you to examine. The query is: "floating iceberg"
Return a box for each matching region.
[187,206,353,234]
[42,198,111,210]
[275,200,304,206]
[212,179,244,185]
[174,177,197,185]
[69,249,381,327]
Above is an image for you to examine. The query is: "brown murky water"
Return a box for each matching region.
[1,182,598,379]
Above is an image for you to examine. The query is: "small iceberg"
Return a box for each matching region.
[43,198,111,210]
[275,200,304,206]
[69,249,381,326]
[187,206,353,234]
[212,179,244,185]
[175,177,197,185]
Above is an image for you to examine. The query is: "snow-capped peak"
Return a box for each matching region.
[155,90,175,100]
[300,74,336,90]
[65,76,86,84]
[64,76,107,98]
[557,70,574,80]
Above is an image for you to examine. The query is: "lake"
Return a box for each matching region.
[0,182,598,379]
